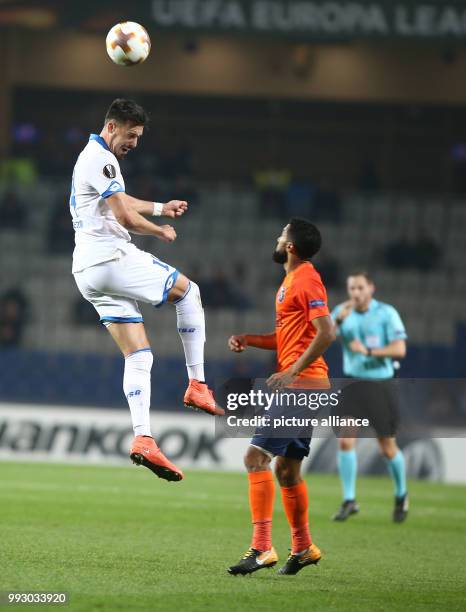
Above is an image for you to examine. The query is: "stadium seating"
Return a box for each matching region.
[0,183,463,406]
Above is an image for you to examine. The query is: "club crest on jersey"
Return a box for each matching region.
[103,164,116,179]
[278,286,286,303]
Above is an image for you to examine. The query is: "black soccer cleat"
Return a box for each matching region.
[277,544,322,575]
[393,493,409,523]
[227,547,278,575]
[333,499,360,521]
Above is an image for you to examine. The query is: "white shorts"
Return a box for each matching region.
[73,244,179,324]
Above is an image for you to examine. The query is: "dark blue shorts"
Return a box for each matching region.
[250,434,311,460]
[249,387,316,460]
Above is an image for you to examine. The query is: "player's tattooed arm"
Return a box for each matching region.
[228,333,277,352]
[106,192,176,242]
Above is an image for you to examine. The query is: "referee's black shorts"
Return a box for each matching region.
[335,379,399,438]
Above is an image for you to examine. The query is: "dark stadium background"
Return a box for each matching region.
[0,0,465,412]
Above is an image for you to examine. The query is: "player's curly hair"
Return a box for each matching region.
[104,98,149,127]
[288,217,322,260]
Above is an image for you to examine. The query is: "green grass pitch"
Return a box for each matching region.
[0,463,464,611]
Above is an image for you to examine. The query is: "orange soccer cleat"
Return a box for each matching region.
[277,543,322,575]
[130,435,183,482]
[183,380,225,416]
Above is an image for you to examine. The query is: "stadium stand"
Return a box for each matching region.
[0,180,463,408]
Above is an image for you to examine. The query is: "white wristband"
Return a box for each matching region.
[152,202,164,216]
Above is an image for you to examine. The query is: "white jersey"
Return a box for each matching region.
[70,133,131,273]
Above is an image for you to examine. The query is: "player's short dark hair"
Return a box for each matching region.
[104,98,149,127]
[348,270,374,283]
[287,217,322,260]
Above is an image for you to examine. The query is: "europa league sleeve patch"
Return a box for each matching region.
[103,164,116,179]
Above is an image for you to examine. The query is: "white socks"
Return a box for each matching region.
[175,281,206,381]
[123,281,205,437]
[123,349,153,437]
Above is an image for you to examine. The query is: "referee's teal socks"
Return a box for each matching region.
[338,448,406,501]
[385,450,407,498]
[337,449,357,501]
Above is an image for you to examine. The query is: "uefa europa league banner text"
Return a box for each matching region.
[151,1,466,40]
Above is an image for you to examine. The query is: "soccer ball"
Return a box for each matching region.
[106,22,151,67]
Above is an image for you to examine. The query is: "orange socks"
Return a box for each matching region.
[248,471,275,551]
[248,473,312,554]
[281,480,312,553]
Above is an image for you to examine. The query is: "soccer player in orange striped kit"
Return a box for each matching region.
[227,219,335,575]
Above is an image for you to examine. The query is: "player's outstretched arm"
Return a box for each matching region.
[228,333,277,352]
[125,195,188,218]
[161,200,188,218]
[106,192,176,242]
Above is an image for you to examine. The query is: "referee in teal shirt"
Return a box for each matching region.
[331,270,409,523]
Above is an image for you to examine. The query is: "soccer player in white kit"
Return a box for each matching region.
[71,99,223,483]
